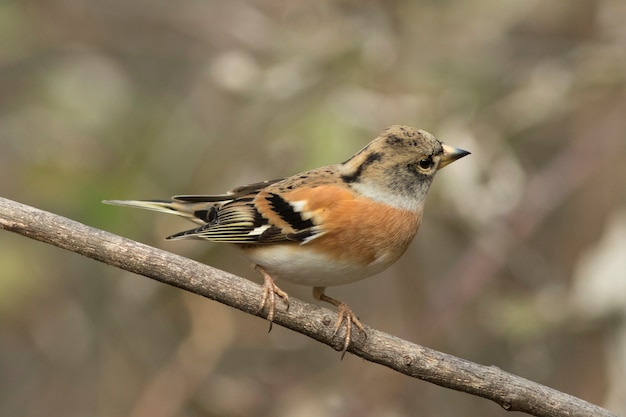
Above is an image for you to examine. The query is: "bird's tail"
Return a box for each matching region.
[103,199,215,225]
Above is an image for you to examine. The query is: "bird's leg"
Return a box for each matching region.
[255,265,289,330]
[313,287,365,358]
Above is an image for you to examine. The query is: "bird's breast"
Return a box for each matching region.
[240,200,422,287]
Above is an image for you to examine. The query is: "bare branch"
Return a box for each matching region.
[0,197,619,417]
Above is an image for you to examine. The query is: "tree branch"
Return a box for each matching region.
[0,197,619,417]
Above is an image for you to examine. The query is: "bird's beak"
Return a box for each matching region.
[439,144,471,169]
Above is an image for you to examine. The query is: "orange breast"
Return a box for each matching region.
[285,185,422,266]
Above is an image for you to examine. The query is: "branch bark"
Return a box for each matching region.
[0,196,619,417]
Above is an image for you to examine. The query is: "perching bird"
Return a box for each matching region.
[104,125,469,356]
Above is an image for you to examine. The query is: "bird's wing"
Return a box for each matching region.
[167,183,360,245]
[172,179,284,203]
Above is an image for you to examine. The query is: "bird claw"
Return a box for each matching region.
[333,302,366,359]
[255,266,289,330]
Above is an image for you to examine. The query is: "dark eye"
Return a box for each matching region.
[418,157,434,170]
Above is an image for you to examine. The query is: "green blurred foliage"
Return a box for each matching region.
[1,1,626,416]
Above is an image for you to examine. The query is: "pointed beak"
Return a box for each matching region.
[439,144,471,169]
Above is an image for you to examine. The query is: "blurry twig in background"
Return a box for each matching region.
[0,197,619,417]
[424,99,626,336]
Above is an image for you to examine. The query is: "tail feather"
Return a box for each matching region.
[102,199,216,225]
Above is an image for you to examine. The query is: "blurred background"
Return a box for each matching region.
[1,1,626,416]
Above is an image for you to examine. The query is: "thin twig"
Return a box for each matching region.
[0,197,619,417]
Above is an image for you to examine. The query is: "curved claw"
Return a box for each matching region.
[313,287,366,359]
[333,303,366,359]
[255,265,289,330]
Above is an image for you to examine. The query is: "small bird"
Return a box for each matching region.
[104,125,469,356]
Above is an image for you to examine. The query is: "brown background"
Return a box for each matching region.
[1,1,625,416]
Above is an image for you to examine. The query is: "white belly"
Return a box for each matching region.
[240,244,396,287]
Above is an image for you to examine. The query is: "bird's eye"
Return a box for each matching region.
[418,157,434,170]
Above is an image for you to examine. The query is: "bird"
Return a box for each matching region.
[103,125,469,357]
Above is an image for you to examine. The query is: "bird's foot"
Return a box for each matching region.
[255,265,289,331]
[314,287,366,359]
[333,301,366,359]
